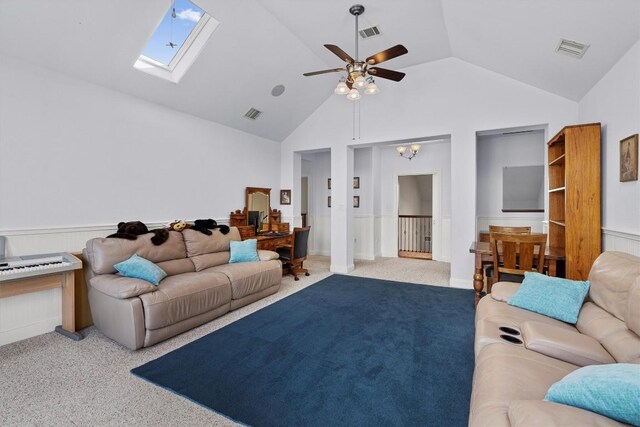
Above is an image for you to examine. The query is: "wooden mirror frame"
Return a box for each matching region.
[230,187,284,236]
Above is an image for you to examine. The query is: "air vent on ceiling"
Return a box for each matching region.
[359,25,381,39]
[243,107,262,120]
[555,38,589,59]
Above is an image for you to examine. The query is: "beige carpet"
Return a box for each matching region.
[0,256,451,426]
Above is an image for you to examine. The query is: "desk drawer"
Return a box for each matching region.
[257,236,291,251]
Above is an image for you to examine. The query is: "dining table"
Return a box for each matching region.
[469,241,566,305]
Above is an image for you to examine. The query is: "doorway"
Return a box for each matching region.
[397,174,433,260]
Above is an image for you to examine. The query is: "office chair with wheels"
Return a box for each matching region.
[276,227,310,281]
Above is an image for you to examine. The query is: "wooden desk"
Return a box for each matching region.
[253,233,293,251]
[469,241,565,305]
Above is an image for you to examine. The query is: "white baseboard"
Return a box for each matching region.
[330,264,355,274]
[0,316,60,347]
[449,278,473,289]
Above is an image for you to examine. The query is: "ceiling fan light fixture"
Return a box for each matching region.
[334,79,349,95]
[410,144,421,154]
[346,88,361,101]
[364,77,379,95]
[396,146,407,155]
[353,75,367,89]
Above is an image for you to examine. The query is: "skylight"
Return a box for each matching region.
[134,0,219,83]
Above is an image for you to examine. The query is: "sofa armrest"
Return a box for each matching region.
[491,282,521,302]
[508,400,628,427]
[90,274,156,299]
[258,250,280,261]
[521,321,615,366]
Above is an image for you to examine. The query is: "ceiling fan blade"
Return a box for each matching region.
[303,68,345,77]
[368,67,406,82]
[366,44,408,65]
[324,44,355,64]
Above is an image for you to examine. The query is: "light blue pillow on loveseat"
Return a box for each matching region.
[508,272,589,324]
[545,363,640,426]
[229,239,259,263]
[114,254,167,285]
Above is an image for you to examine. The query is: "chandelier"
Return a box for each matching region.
[396,144,422,160]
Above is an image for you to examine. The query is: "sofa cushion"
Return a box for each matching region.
[190,252,231,272]
[87,231,187,274]
[587,251,640,322]
[508,400,628,427]
[545,364,640,426]
[138,270,231,330]
[521,321,615,366]
[90,274,156,299]
[508,272,589,324]
[626,277,640,336]
[155,258,196,276]
[490,282,521,302]
[476,294,577,331]
[469,344,578,427]
[577,302,640,363]
[210,259,282,300]
[182,227,241,257]
[114,255,167,285]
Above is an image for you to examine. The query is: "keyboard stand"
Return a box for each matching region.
[0,256,83,341]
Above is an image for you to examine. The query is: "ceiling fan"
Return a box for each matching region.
[303,4,408,100]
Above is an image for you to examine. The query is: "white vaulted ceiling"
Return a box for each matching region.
[0,0,638,141]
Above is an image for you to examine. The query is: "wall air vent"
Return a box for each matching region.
[359,25,381,39]
[555,38,589,59]
[243,108,262,120]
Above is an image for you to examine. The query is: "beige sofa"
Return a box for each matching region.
[83,227,282,350]
[470,251,640,426]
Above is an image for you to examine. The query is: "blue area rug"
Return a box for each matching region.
[132,275,475,426]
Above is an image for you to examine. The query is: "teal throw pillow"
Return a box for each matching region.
[229,239,259,263]
[114,254,167,285]
[508,272,589,324]
[545,364,640,425]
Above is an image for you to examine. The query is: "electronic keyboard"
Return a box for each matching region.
[0,253,81,282]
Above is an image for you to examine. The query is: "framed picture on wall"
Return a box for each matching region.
[353,177,360,189]
[280,189,291,205]
[620,134,638,182]
[328,196,331,208]
[328,178,332,189]
[353,196,360,208]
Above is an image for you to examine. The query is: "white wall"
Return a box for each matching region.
[579,40,640,253]
[476,131,545,234]
[399,175,433,216]
[281,58,578,286]
[0,55,281,233]
[0,55,281,345]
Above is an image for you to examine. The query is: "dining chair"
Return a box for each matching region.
[484,225,532,291]
[489,232,547,291]
[276,226,310,281]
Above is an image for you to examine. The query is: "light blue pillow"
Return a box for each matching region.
[508,272,589,324]
[229,239,259,263]
[114,254,167,285]
[545,364,640,425]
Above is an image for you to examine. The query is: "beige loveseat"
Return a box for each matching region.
[470,251,640,426]
[83,227,282,350]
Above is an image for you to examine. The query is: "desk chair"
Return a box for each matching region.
[276,227,310,281]
[484,226,532,292]
[489,232,547,290]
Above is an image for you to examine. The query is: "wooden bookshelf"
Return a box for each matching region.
[547,123,601,280]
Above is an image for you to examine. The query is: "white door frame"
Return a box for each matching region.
[394,170,442,261]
